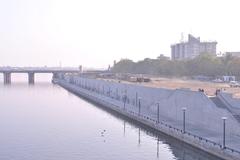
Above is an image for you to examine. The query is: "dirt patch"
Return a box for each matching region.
[100,77,240,98]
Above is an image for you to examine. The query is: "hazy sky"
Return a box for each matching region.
[0,0,240,68]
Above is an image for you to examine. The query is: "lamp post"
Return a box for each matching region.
[222,117,227,149]
[182,107,187,133]
[123,95,126,110]
[136,92,138,107]
[116,88,118,100]
[123,89,127,110]
[138,97,142,116]
[157,102,160,123]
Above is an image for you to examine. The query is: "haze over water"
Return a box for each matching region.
[0,76,223,160]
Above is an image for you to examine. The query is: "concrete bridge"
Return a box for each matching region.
[0,67,81,84]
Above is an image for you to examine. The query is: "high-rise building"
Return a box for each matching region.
[171,34,217,60]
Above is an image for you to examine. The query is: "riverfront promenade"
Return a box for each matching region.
[55,75,240,160]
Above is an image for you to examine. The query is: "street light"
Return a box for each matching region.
[222,117,227,149]
[116,88,118,100]
[123,89,127,110]
[136,92,138,107]
[138,97,142,116]
[123,95,126,110]
[157,102,160,123]
[182,107,187,133]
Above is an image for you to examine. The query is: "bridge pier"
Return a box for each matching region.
[53,73,64,79]
[28,72,35,84]
[53,73,58,79]
[3,72,11,84]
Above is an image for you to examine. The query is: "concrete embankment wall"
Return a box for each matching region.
[56,77,240,160]
[218,92,240,114]
[65,76,240,136]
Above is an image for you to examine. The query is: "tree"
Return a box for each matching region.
[111,53,240,78]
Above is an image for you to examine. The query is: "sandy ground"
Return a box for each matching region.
[101,77,240,98]
[143,77,240,97]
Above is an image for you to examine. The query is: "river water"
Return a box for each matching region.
[0,75,221,160]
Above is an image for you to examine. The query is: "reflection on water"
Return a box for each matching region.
[0,82,222,160]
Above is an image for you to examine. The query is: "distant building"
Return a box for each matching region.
[79,65,83,72]
[157,54,170,60]
[222,76,236,82]
[225,52,240,58]
[171,34,217,60]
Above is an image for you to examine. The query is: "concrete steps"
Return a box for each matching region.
[210,96,240,123]
[233,115,240,123]
[210,96,228,109]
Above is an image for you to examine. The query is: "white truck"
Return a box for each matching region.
[229,81,240,87]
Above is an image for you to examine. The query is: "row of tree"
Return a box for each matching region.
[111,54,240,78]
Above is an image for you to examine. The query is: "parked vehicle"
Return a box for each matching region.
[212,79,223,83]
[229,81,240,87]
